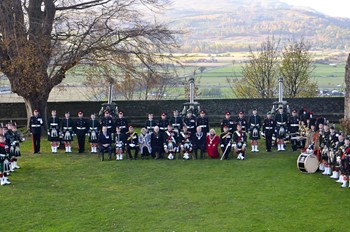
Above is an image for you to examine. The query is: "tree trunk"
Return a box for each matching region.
[345,53,350,120]
[24,92,49,132]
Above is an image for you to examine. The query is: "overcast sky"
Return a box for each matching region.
[281,0,350,18]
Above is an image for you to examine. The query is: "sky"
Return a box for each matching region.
[281,0,350,18]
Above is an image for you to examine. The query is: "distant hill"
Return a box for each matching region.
[164,0,350,53]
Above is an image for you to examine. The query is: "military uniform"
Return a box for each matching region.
[179,129,192,160]
[145,118,157,134]
[115,112,128,135]
[126,128,139,160]
[288,111,300,151]
[0,140,11,185]
[233,127,247,160]
[158,114,170,135]
[115,131,126,160]
[170,112,183,135]
[221,112,235,133]
[163,129,178,160]
[248,111,261,152]
[274,108,288,151]
[235,112,247,132]
[100,115,114,135]
[29,110,43,154]
[48,114,60,153]
[61,114,74,153]
[88,117,100,153]
[197,110,209,135]
[262,113,275,152]
[75,113,88,153]
[220,129,232,160]
[184,115,196,135]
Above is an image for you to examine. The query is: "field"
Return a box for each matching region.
[3,136,350,231]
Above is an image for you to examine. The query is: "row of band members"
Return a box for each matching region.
[28,106,327,157]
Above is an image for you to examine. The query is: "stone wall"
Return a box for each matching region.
[0,97,344,127]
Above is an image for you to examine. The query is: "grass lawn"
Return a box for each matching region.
[2,135,350,231]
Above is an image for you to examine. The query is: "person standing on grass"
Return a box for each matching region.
[29,109,43,154]
[221,112,235,133]
[61,112,74,153]
[248,108,261,152]
[145,113,157,134]
[206,129,220,159]
[197,110,209,135]
[275,106,288,151]
[48,110,60,153]
[88,113,100,153]
[115,111,128,135]
[75,112,88,153]
[170,110,183,137]
[262,112,275,152]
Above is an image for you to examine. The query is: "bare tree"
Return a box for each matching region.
[0,0,178,127]
[280,39,317,97]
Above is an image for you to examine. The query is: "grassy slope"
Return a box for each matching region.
[2,135,349,232]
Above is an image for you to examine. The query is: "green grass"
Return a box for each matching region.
[2,134,350,231]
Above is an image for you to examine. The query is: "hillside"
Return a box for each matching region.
[164,0,350,53]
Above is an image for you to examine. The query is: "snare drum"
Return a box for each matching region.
[297,153,319,173]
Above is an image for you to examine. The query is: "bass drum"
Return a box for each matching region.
[297,153,319,173]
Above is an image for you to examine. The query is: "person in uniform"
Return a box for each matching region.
[233,124,247,160]
[88,113,100,153]
[48,110,60,153]
[126,126,139,160]
[10,124,23,169]
[220,126,232,160]
[206,129,220,159]
[4,123,16,172]
[305,123,321,169]
[145,113,157,134]
[29,109,43,154]
[61,112,74,153]
[98,126,113,161]
[340,137,350,188]
[163,124,179,160]
[235,111,247,132]
[0,135,11,185]
[75,112,88,153]
[150,126,164,159]
[115,111,128,135]
[328,126,340,179]
[183,110,196,135]
[139,128,151,160]
[298,120,308,149]
[319,123,332,175]
[158,112,169,135]
[100,110,115,136]
[192,126,206,159]
[197,110,209,135]
[115,127,126,161]
[170,110,183,137]
[262,111,275,152]
[274,106,288,151]
[221,112,235,133]
[288,109,300,151]
[334,133,345,183]
[248,108,261,152]
[179,125,192,160]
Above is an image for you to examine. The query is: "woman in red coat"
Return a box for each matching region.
[206,129,220,159]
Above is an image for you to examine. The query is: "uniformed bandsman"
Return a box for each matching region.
[61,112,74,153]
[29,109,43,154]
[11,124,23,169]
[100,110,114,135]
[88,113,100,153]
[183,110,196,135]
[0,135,11,185]
[75,112,88,153]
[197,110,209,135]
[158,112,169,135]
[340,137,350,188]
[274,106,288,151]
[115,127,126,160]
[329,126,339,179]
[170,110,183,136]
[288,109,300,151]
[233,124,247,160]
[179,125,192,160]
[48,110,60,153]
[220,126,232,160]
[115,111,128,135]
[235,111,247,132]
[262,111,275,152]
[126,126,139,160]
[248,109,261,152]
[334,133,345,183]
[221,112,235,133]
[145,113,157,134]
[163,125,179,160]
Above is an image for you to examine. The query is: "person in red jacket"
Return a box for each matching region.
[206,129,220,159]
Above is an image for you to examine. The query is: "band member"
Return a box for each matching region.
[163,125,179,160]
[0,135,11,185]
[115,111,128,135]
[262,111,275,152]
[316,116,327,131]
[340,137,350,188]
[179,125,192,160]
[29,109,43,154]
[298,120,308,148]
[299,107,309,123]
[100,110,115,135]
[11,124,23,169]
[193,126,206,159]
[319,123,331,175]
[170,110,183,136]
[288,109,300,151]
[151,126,164,159]
[184,110,196,135]
[88,113,100,153]
[75,112,88,153]
[235,111,247,132]
[158,112,169,135]
[139,128,151,160]
[220,126,232,160]
[197,110,209,135]
[334,133,345,183]
[48,110,60,153]
[206,129,220,159]
[328,126,339,179]
[248,109,261,152]
[61,112,74,153]
[233,124,247,160]
[305,123,321,168]
[221,112,235,133]
[145,113,157,134]
[98,126,112,161]
[4,123,15,172]
[115,127,125,161]
[126,126,139,160]
[274,106,288,151]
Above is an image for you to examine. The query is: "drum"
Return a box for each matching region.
[297,153,319,173]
